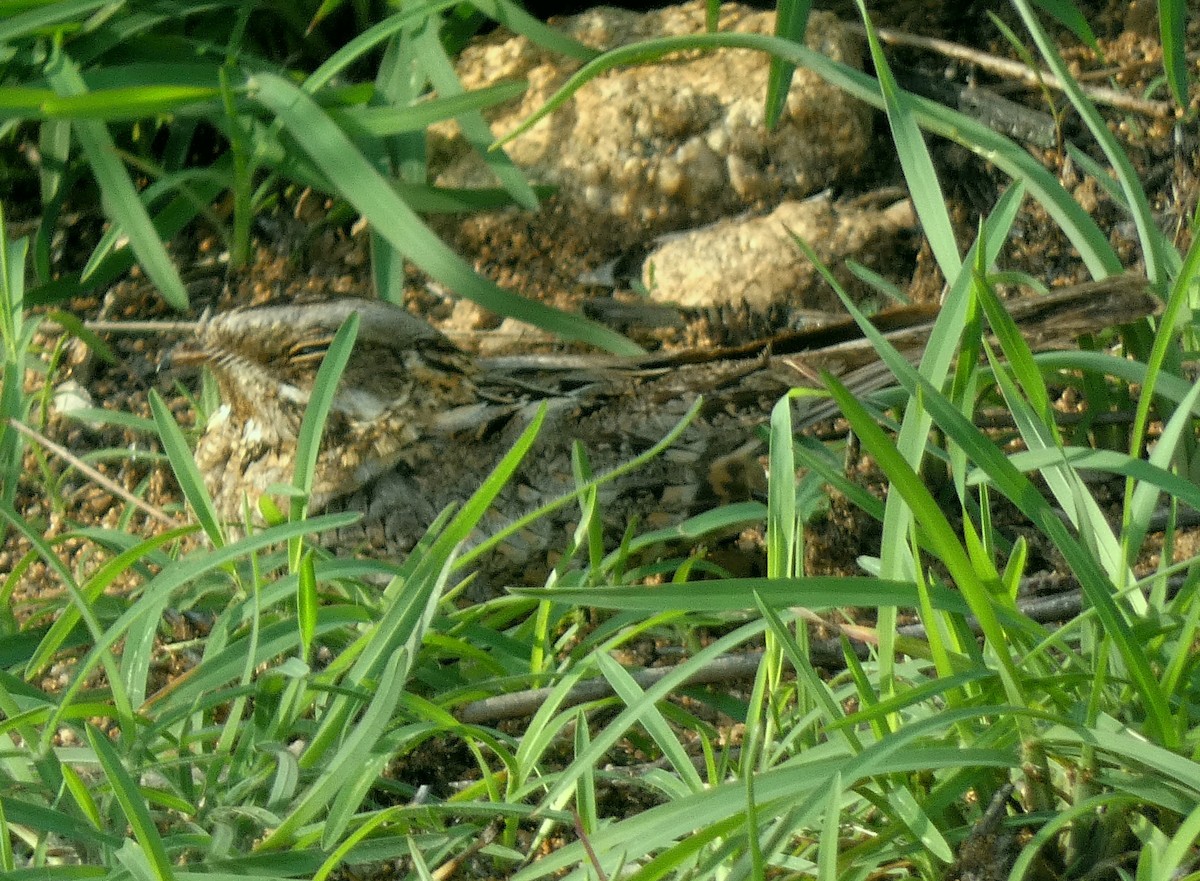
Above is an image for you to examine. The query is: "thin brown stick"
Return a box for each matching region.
[847,22,1176,119]
[82,319,201,334]
[1076,49,1200,82]
[9,418,182,527]
[573,810,610,881]
[453,576,1184,724]
[35,317,202,336]
[430,821,499,881]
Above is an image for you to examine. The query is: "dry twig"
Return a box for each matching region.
[849,22,1177,119]
[9,418,182,527]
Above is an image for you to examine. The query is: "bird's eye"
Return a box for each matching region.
[287,334,332,365]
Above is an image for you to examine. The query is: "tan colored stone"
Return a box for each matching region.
[643,194,917,314]
[434,4,871,255]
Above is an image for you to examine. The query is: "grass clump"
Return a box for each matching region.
[2,2,1200,880]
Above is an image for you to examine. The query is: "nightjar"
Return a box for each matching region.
[171,277,1159,583]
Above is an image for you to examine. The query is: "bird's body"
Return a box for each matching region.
[176,297,797,580]
[173,278,1159,583]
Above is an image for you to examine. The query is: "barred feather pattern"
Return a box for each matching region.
[173,277,1159,585]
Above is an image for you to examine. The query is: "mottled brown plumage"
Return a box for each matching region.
[173,277,1159,583]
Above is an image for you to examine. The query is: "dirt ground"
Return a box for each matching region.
[3,0,1196,670]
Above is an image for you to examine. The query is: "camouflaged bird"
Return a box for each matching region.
[172,277,1159,583]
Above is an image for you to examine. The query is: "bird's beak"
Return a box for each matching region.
[161,342,209,374]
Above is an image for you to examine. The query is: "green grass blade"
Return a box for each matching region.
[521,711,1016,879]
[763,0,808,127]
[297,551,318,661]
[836,325,1176,747]
[822,372,1025,706]
[47,176,227,305]
[988,352,1126,581]
[1123,378,1200,562]
[816,771,842,881]
[969,447,1200,514]
[44,514,359,731]
[853,2,958,276]
[249,72,640,355]
[1011,0,1178,285]
[38,85,222,120]
[596,654,704,793]
[0,799,10,873]
[766,395,797,579]
[0,214,28,514]
[975,284,1128,582]
[1157,0,1188,106]
[413,23,538,211]
[1123,240,1199,536]
[330,80,528,137]
[84,725,175,880]
[1160,798,1200,881]
[521,576,965,615]
[0,794,123,851]
[1030,0,1097,46]
[471,0,598,62]
[0,507,134,744]
[528,618,771,818]
[268,650,411,849]
[458,398,705,569]
[290,311,358,520]
[27,528,192,679]
[43,52,188,309]
[305,1,462,91]
[0,212,24,359]
[150,389,223,546]
[0,0,111,42]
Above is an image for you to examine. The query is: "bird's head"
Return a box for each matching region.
[170,298,478,519]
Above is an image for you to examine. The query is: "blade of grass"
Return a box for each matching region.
[0,212,31,520]
[1124,379,1200,562]
[290,311,358,522]
[1157,0,1188,106]
[766,395,797,579]
[1011,0,1178,284]
[285,411,558,801]
[457,398,705,569]
[330,80,528,137]
[822,371,1026,706]
[975,283,1130,585]
[853,0,958,276]
[1123,241,1200,544]
[968,447,1200,513]
[26,528,192,679]
[250,72,640,355]
[789,219,988,691]
[520,708,1019,880]
[150,389,223,546]
[43,51,188,309]
[763,0,809,128]
[85,725,175,881]
[596,654,705,793]
[413,23,538,212]
[471,0,598,62]
[279,649,411,850]
[44,513,360,736]
[0,0,112,42]
[521,576,965,615]
[831,311,1175,747]
[305,0,464,91]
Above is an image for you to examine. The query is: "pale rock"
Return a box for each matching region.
[643,194,918,314]
[434,3,871,256]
